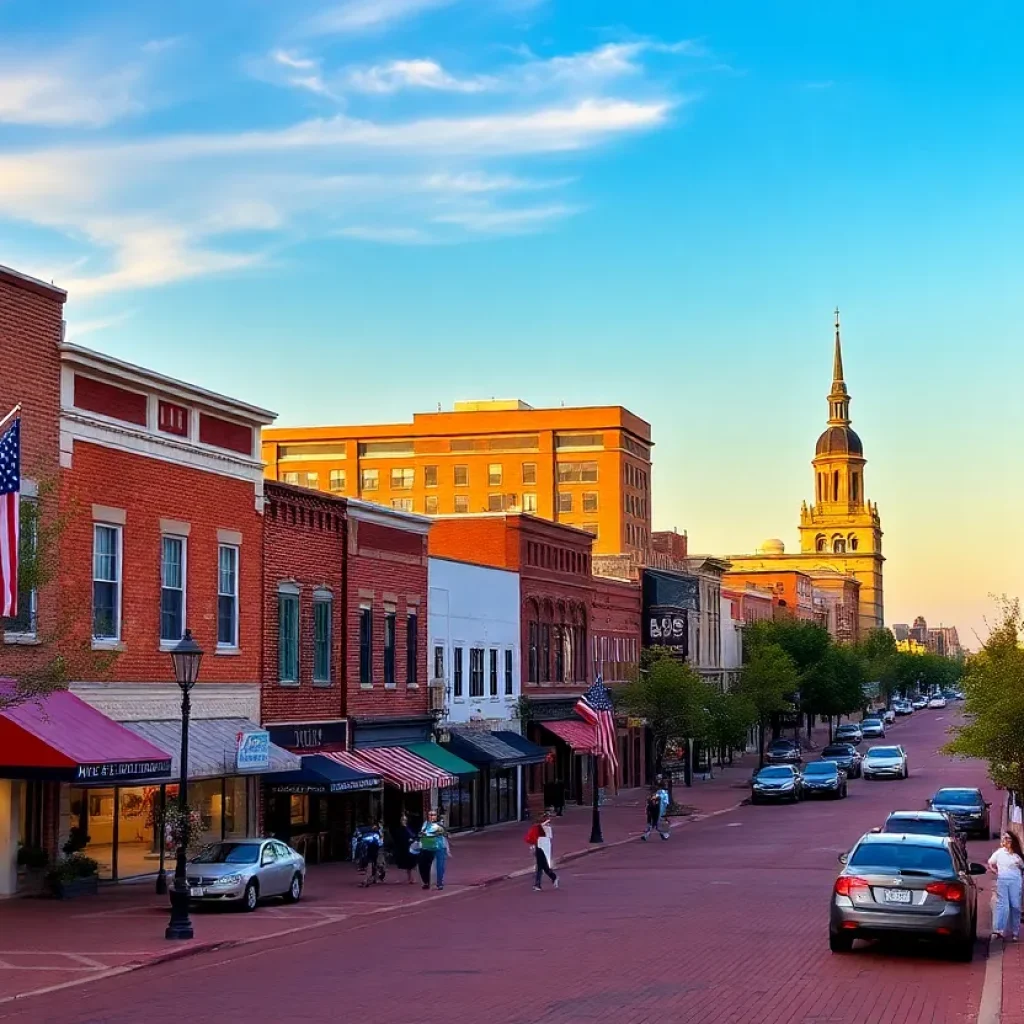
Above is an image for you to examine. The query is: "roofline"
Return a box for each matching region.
[428,554,518,576]
[346,496,432,534]
[431,511,596,541]
[61,342,277,423]
[265,479,347,509]
[0,263,67,302]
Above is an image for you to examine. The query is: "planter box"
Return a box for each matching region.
[51,875,99,900]
[16,867,48,896]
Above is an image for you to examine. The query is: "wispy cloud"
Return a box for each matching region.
[336,225,434,244]
[65,309,137,339]
[142,36,185,54]
[264,49,339,99]
[433,202,580,233]
[303,0,456,35]
[348,59,493,94]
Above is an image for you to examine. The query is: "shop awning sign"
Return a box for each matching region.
[74,759,172,783]
[236,730,271,772]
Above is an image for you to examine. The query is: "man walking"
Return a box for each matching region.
[525,809,559,891]
[642,777,670,841]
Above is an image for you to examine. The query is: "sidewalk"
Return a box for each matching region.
[0,758,754,1006]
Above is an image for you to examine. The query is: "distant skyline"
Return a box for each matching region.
[2,0,1021,644]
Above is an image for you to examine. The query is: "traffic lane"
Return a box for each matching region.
[6,707,992,1024]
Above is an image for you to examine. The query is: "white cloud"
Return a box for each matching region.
[142,37,185,54]
[336,225,434,244]
[433,202,579,233]
[65,309,136,339]
[262,49,338,99]
[348,59,493,94]
[304,0,456,35]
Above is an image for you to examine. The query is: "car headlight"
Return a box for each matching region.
[779,782,794,790]
[213,874,244,887]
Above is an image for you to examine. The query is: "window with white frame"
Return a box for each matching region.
[391,467,415,490]
[489,648,499,697]
[160,536,186,643]
[217,545,239,647]
[278,587,299,683]
[433,644,445,681]
[92,524,121,641]
[522,493,537,513]
[313,591,332,684]
[329,469,346,493]
[391,498,414,512]
[504,649,514,695]
[360,469,379,492]
[453,646,464,697]
[469,647,485,697]
[488,464,503,486]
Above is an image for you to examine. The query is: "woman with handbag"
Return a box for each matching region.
[391,814,418,885]
[418,809,447,890]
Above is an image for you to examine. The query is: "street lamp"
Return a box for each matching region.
[589,751,603,844]
[165,629,203,941]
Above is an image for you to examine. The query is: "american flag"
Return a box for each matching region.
[0,415,20,618]
[575,676,620,784]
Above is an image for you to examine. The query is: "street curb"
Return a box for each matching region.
[0,796,749,1010]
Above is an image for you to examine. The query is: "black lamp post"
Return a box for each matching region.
[166,629,203,941]
[589,752,603,844]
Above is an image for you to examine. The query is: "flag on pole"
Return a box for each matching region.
[0,414,20,618]
[575,676,620,784]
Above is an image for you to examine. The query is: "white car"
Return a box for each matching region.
[912,698,928,710]
[862,744,909,781]
[928,696,947,709]
[861,718,886,739]
[883,709,896,724]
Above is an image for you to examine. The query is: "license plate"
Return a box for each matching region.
[882,888,912,904]
[189,887,204,897]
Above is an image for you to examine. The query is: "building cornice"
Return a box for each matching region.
[0,263,67,301]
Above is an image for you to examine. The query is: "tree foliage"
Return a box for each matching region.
[737,642,798,759]
[945,598,1024,792]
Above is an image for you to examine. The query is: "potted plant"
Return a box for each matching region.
[16,843,49,894]
[47,827,100,900]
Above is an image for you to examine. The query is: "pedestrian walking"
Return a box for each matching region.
[433,814,452,890]
[391,814,417,885]
[357,821,384,887]
[642,779,670,841]
[525,809,559,891]
[417,809,447,890]
[989,831,1024,941]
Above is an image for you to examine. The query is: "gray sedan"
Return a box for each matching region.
[862,745,909,780]
[830,833,985,960]
[181,839,306,911]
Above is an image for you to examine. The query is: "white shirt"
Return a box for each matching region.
[989,848,1024,878]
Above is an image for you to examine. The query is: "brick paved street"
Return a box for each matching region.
[0,709,1003,1024]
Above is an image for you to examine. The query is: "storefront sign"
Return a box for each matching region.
[266,721,348,752]
[236,730,270,772]
[271,778,379,795]
[646,606,687,648]
[626,717,645,729]
[74,759,172,782]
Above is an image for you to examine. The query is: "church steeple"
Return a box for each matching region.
[827,308,850,426]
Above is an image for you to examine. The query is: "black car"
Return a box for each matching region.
[928,788,991,839]
[803,761,848,799]
[877,811,967,857]
[765,739,803,765]
[821,743,863,779]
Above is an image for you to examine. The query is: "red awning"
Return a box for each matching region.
[338,746,457,793]
[0,681,172,783]
[541,719,597,754]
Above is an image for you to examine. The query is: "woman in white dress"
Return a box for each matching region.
[988,831,1024,941]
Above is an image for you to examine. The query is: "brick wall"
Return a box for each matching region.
[428,516,521,570]
[590,575,642,685]
[59,442,263,683]
[261,484,346,724]
[0,268,65,678]
[345,515,429,719]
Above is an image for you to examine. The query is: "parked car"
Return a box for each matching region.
[830,833,985,960]
[834,723,864,746]
[821,743,863,779]
[875,811,967,857]
[862,745,909,781]
[765,739,803,765]
[928,787,991,839]
[912,697,928,710]
[882,709,896,724]
[861,718,886,739]
[928,696,947,709]
[751,765,803,804]
[893,701,913,716]
[802,761,848,799]
[181,839,306,911]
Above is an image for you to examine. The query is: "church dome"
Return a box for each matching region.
[759,538,785,555]
[815,425,863,456]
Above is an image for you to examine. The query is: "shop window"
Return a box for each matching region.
[217,544,239,647]
[313,593,332,683]
[469,647,485,697]
[160,535,186,643]
[278,589,299,683]
[384,610,397,686]
[224,776,249,838]
[359,606,373,684]
[489,648,499,697]
[290,794,309,827]
[453,647,464,697]
[92,523,122,641]
[407,611,418,685]
[505,649,514,695]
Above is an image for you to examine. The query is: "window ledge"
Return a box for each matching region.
[91,639,124,652]
[215,646,242,656]
[360,682,373,690]
[406,682,420,689]
[312,680,333,688]
[3,632,39,646]
[384,682,397,690]
[278,680,300,688]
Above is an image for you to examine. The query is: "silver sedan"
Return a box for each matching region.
[862,745,909,781]
[181,838,306,911]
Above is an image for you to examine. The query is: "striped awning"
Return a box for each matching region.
[340,746,458,793]
[541,719,597,754]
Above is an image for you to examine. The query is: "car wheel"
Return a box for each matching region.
[750,794,759,805]
[285,873,302,904]
[242,879,259,912]
[829,930,854,953]
[950,936,974,963]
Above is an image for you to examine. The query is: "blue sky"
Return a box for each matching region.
[2,0,1022,643]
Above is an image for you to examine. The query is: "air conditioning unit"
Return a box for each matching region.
[427,678,445,713]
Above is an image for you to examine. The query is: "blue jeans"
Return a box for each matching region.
[994,875,1022,937]
[434,847,447,887]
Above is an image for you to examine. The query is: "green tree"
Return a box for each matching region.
[805,645,867,740]
[702,687,756,769]
[851,628,899,701]
[737,643,798,765]
[945,599,1024,794]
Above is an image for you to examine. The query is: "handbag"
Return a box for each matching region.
[409,840,421,856]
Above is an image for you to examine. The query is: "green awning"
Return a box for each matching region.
[405,742,478,778]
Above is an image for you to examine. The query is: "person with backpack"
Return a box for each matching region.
[525,809,559,891]
[642,779,670,841]
[357,821,385,886]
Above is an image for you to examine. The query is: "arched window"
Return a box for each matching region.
[815,535,826,552]
[849,536,859,551]
[832,536,846,554]
[833,471,840,501]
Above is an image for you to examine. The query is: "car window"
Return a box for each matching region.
[867,747,901,758]
[804,763,837,775]
[822,745,855,756]
[273,842,292,859]
[884,818,947,836]
[933,789,982,806]
[260,843,277,865]
[849,842,954,874]
[192,843,261,865]
[863,719,881,725]
[757,767,795,779]
[769,741,794,749]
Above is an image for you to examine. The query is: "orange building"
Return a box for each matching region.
[261,399,652,557]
